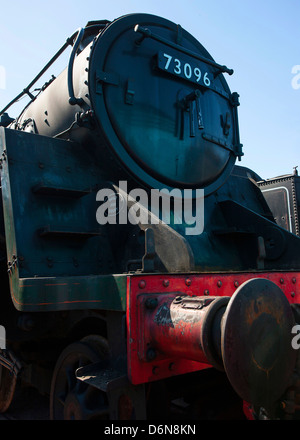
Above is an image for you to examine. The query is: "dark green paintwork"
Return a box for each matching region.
[14,274,128,312]
[1,125,298,312]
[0,127,127,312]
[89,13,240,195]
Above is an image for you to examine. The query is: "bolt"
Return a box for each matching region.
[292,278,297,284]
[217,280,222,287]
[234,281,239,288]
[185,278,192,287]
[152,366,159,375]
[139,280,146,289]
[146,348,156,361]
[163,279,169,287]
[204,289,209,296]
[145,298,158,309]
[280,278,284,284]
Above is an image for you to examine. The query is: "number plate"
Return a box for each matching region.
[157,51,212,88]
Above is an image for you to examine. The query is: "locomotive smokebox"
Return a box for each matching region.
[136,278,297,410]
[14,13,242,196]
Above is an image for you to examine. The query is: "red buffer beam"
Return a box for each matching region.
[127,273,299,411]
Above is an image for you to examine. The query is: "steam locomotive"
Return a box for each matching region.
[0,13,299,420]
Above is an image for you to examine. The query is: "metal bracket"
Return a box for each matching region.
[96,70,119,94]
[142,228,156,272]
[134,24,234,76]
[125,78,135,105]
[221,112,231,136]
[0,349,22,377]
[68,28,85,106]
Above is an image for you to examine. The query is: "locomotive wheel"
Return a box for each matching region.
[0,365,17,413]
[49,336,109,420]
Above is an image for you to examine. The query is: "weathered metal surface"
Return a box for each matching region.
[137,294,229,367]
[14,14,241,196]
[15,274,128,312]
[127,274,298,412]
[221,278,297,410]
[76,362,147,420]
[127,272,299,389]
[0,128,128,311]
[0,365,17,413]
[0,128,108,280]
[50,338,110,420]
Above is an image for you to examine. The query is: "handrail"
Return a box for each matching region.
[67,27,85,106]
[0,29,82,116]
[134,24,234,76]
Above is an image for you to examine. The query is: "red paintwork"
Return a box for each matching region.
[126,271,299,420]
[126,271,299,383]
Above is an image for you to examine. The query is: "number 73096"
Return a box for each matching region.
[160,52,211,87]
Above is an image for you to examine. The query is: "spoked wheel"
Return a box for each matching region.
[50,336,110,420]
[0,365,17,413]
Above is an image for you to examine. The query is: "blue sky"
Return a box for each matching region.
[0,0,299,179]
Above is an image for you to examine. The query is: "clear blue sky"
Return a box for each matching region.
[0,0,299,179]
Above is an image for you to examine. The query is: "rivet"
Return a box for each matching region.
[292,278,297,284]
[163,279,169,287]
[291,292,295,297]
[234,281,239,288]
[47,257,53,268]
[138,280,146,289]
[185,278,192,287]
[280,278,284,284]
[217,280,222,287]
[204,289,209,296]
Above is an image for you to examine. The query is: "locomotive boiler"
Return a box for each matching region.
[0,13,299,420]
